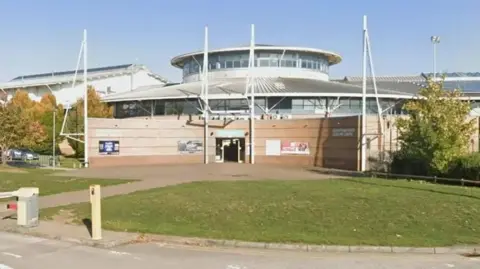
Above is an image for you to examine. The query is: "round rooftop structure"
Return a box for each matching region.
[171,45,342,83]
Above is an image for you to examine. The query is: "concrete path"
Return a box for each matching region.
[1,232,479,269]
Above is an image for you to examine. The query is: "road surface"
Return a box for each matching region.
[0,232,479,269]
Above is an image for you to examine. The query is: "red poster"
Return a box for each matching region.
[280,141,310,155]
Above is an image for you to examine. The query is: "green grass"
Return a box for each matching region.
[58,156,82,168]
[42,178,480,247]
[0,168,131,197]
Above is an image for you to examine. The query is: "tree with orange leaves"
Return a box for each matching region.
[30,93,65,154]
[0,98,46,165]
[66,86,113,157]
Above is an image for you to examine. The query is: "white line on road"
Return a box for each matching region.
[0,264,14,269]
[1,252,22,259]
[109,251,131,256]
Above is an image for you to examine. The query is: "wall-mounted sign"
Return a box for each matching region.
[280,141,310,155]
[332,128,356,137]
[178,140,203,154]
[265,140,281,156]
[215,129,245,138]
[99,140,120,155]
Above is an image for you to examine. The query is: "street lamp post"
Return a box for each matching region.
[430,36,440,80]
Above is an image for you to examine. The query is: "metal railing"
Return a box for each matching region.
[311,167,480,187]
[367,171,480,186]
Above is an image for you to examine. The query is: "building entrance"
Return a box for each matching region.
[215,138,245,163]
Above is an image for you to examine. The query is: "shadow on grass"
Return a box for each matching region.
[339,178,480,201]
[82,218,92,237]
[307,168,365,178]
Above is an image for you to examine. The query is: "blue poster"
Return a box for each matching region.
[99,140,120,155]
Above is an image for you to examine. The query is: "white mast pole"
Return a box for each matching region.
[365,27,384,135]
[203,26,209,164]
[83,29,89,168]
[249,24,255,164]
[52,110,56,169]
[361,16,367,172]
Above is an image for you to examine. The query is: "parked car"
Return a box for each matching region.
[21,149,40,161]
[8,148,39,161]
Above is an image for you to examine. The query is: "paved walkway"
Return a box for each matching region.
[2,163,338,211]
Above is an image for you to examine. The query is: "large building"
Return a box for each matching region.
[102,45,480,119]
[4,45,479,169]
[83,45,480,169]
[0,64,168,106]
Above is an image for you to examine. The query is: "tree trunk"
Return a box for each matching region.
[1,149,7,166]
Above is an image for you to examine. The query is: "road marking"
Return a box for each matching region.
[0,264,14,269]
[109,251,131,256]
[226,265,247,269]
[445,264,455,268]
[1,252,22,259]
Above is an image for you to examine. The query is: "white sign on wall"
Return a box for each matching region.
[332,128,355,137]
[265,140,281,156]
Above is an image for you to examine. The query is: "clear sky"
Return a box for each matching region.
[0,0,479,83]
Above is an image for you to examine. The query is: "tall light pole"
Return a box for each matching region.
[52,110,56,169]
[431,36,440,80]
[361,15,368,172]
[203,26,209,164]
[83,29,89,168]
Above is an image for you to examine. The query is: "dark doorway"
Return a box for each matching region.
[215,138,245,163]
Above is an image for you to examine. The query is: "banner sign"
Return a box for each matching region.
[99,140,120,155]
[280,141,310,155]
[177,140,203,154]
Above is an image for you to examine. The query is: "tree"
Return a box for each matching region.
[0,102,46,165]
[66,86,113,157]
[395,79,475,175]
[30,93,65,155]
[10,90,36,115]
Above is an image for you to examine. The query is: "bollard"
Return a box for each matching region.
[89,185,102,240]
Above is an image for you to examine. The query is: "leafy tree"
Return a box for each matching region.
[0,101,46,165]
[10,90,35,114]
[395,79,475,175]
[66,86,113,158]
[30,93,65,155]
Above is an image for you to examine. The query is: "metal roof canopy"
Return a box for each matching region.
[101,77,423,103]
[0,64,169,90]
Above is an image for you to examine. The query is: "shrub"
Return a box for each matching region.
[447,152,480,181]
[390,151,430,176]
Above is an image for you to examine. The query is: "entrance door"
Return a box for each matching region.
[215,138,245,163]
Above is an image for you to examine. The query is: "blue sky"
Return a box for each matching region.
[0,0,479,83]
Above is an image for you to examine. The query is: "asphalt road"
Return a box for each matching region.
[1,232,479,269]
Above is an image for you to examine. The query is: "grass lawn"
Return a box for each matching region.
[0,168,131,197]
[42,178,480,247]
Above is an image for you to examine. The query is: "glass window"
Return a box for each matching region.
[154,100,165,115]
[233,60,241,68]
[259,59,269,67]
[301,60,307,68]
[228,99,249,110]
[226,61,233,68]
[241,60,249,68]
[304,99,317,110]
[209,100,226,110]
[350,99,361,109]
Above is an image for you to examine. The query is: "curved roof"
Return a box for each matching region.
[102,77,419,103]
[171,45,342,68]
